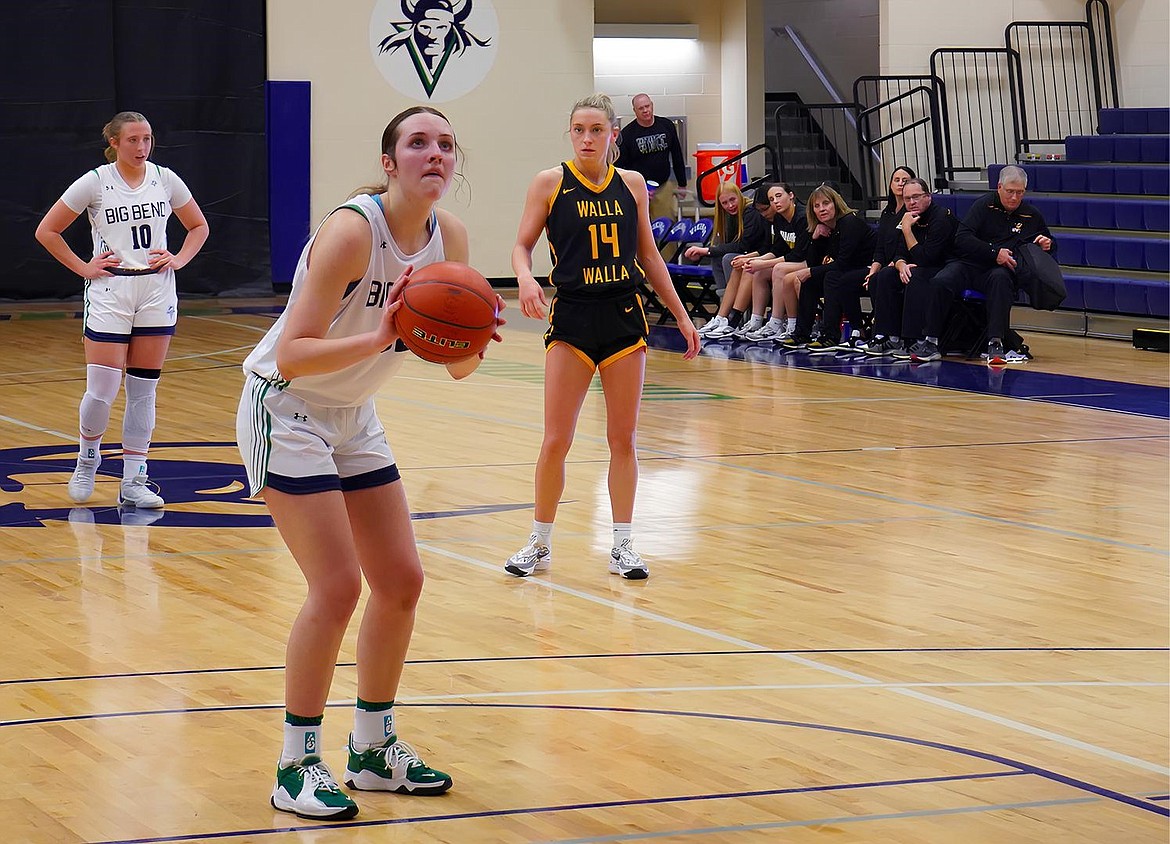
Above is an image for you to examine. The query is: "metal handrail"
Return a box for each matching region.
[930,47,1024,177]
[772,25,848,106]
[1086,0,1119,108]
[853,76,949,203]
[1007,20,1099,146]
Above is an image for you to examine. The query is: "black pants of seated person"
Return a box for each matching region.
[794,264,834,339]
[820,267,869,344]
[870,265,942,341]
[924,262,1016,342]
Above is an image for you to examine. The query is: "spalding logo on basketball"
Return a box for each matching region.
[395,262,497,363]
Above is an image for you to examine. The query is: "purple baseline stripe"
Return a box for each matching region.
[652,328,1170,419]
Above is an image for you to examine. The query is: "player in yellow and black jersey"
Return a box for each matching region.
[506,93,699,581]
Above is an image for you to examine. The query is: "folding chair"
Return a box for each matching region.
[664,219,719,322]
[650,216,672,249]
[657,220,691,263]
[639,220,689,323]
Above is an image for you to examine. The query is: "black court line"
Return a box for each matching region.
[20,702,1169,843]
[1,646,1164,687]
[85,771,1029,844]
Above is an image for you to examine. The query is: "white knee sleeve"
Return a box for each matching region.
[122,374,158,454]
[79,364,123,439]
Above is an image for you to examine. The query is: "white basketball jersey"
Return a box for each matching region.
[243,193,446,407]
[60,163,192,275]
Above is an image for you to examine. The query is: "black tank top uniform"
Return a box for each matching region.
[543,161,649,368]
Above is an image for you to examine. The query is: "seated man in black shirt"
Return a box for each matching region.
[863,178,958,356]
[904,166,1055,364]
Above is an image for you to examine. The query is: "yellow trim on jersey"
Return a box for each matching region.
[598,339,647,370]
[565,160,615,194]
[547,174,563,216]
[547,339,596,369]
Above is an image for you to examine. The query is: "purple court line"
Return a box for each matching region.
[87,770,1027,844]
[1,646,1164,687]
[4,702,1164,822]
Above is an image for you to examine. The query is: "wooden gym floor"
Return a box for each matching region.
[0,298,1166,842]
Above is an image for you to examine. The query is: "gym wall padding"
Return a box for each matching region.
[266,81,311,288]
[0,2,269,300]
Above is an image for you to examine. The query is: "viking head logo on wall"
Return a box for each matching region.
[370,0,499,102]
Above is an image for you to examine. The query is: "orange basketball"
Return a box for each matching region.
[393,262,498,363]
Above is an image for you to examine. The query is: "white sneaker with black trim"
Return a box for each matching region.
[67,456,101,504]
[119,476,165,509]
[272,755,358,821]
[504,533,551,577]
[609,539,649,580]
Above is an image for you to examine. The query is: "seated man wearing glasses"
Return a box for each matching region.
[902,165,1055,364]
[862,178,958,356]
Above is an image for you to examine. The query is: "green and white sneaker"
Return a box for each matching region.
[344,734,453,795]
[271,755,358,820]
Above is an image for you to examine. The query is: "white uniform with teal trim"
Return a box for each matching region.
[236,193,445,496]
[242,193,444,407]
[61,162,192,273]
[60,163,192,337]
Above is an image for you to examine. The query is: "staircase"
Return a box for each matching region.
[767,94,865,208]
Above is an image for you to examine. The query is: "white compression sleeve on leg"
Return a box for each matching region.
[122,373,158,457]
[79,364,123,439]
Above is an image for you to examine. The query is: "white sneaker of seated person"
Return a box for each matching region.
[697,315,728,337]
[744,320,786,343]
[732,316,765,339]
[704,319,738,339]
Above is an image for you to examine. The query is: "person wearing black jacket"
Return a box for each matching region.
[905,166,1055,363]
[733,184,812,341]
[696,184,778,338]
[689,184,771,292]
[863,178,958,356]
[818,167,915,352]
[779,185,876,349]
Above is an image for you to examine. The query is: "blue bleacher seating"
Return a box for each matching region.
[1099,108,1170,135]
[932,107,1168,324]
[1147,240,1170,273]
[1066,134,1170,164]
[935,193,1169,234]
[988,162,1169,196]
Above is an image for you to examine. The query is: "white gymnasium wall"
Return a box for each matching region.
[594,0,722,174]
[591,0,765,186]
[763,0,880,103]
[267,0,594,279]
[1112,0,1170,107]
